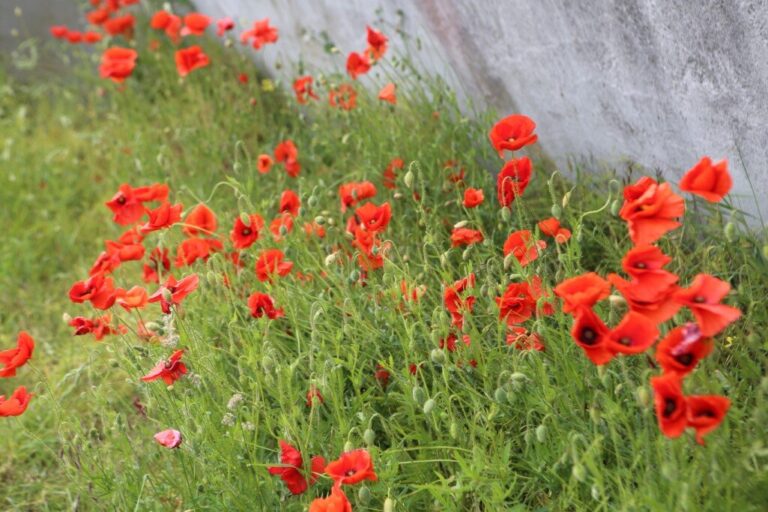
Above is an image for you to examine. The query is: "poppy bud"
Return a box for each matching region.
[430,348,446,365]
[494,387,507,404]
[384,497,395,512]
[724,221,737,242]
[762,244,768,260]
[440,252,449,268]
[239,212,251,226]
[412,386,426,404]
[326,217,335,226]
[501,207,512,222]
[279,225,288,236]
[404,170,414,188]
[453,220,469,229]
[610,199,621,216]
[307,195,318,207]
[358,486,371,504]
[461,247,472,260]
[423,398,436,414]
[608,294,626,309]
[503,252,516,270]
[348,270,360,283]
[551,204,562,218]
[661,462,676,481]
[449,421,458,439]
[535,424,547,443]
[562,191,571,209]
[324,252,338,266]
[589,407,601,424]
[635,385,650,408]
[510,372,527,382]
[261,355,275,373]
[224,38,234,48]
[314,215,325,225]
[591,485,601,501]
[162,288,173,302]
[344,440,354,452]
[206,271,218,286]
[363,428,376,445]
[393,192,404,200]
[62,312,72,323]
[572,463,587,482]
[233,162,242,173]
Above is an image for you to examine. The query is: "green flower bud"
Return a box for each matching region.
[501,207,512,222]
[404,170,414,188]
[724,221,737,242]
[449,421,458,439]
[535,424,547,443]
[551,204,562,218]
[358,486,371,504]
[494,387,507,404]
[562,191,571,209]
[307,195,318,208]
[572,463,588,482]
[363,428,376,445]
[384,497,395,512]
[610,199,621,216]
[239,212,252,225]
[344,440,354,453]
[461,247,472,261]
[412,386,426,405]
[430,348,447,365]
[423,398,436,414]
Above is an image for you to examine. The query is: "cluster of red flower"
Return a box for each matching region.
[0,332,34,417]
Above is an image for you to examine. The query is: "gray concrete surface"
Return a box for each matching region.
[195,0,768,222]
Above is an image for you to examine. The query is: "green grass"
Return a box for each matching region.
[1,13,768,512]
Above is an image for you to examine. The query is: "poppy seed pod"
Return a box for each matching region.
[422,398,436,414]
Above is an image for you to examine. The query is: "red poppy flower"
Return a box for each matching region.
[150,10,173,30]
[306,386,324,407]
[148,274,199,314]
[154,429,183,448]
[346,52,371,79]
[489,114,538,157]
[650,373,687,438]
[230,213,264,249]
[216,17,234,37]
[440,333,471,352]
[685,395,730,445]
[679,157,732,202]
[0,386,32,417]
[570,306,613,365]
[183,204,217,237]
[175,46,209,77]
[619,177,685,246]
[115,286,148,311]
[309,483,352,512]
[86,8,110,26]
[620,245,678,298]
[329,84,357,110]
[608,273,681,324]
[99,47,138,83]
[279,190,301,217]
[0,332,34,378]
[83,31,103,44]
[496,157,532,207]
[293,76,319,104]
[50,26,69,39]
[103,15,135,38]
[443,160,465,184]
[366,25,388,60]
[537,217,571,243]
[65,31,83,44]
[105,183,167,225]
[255,249,293,282]
[257,154,273,174]
[240,19,278,49]
[605,311,659,355]
[175,237,222,267]
[150,10,181,42]
[350,228,389,271]
[378,82,396,104]
[506,326,545,351]
[270,213,294,242]
[324,448,378,485]
[69,315,122,341]
[304,221,326,239]
[69,275,117,310]
[248,292,285,320]
[554,273,611,314]
[181,13,211,37]
[143,247,171,284]
[274,140,300,177]
[383,158,404,190]
[444,274,476,328]
[503,230,546,266]
[451,227,484,247]
[496,281,538,325]
[674,274,741,336]
[463,188,484,208]
[140,201,183,233]
[141,349,187,385]
[655,323,713,376]
[354,202,391,233]
[339,181,377,211]
[268,440,326,495]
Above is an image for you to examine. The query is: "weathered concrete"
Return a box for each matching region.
[195,0,768,222]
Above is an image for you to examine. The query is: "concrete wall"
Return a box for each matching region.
[195,0,768,222]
